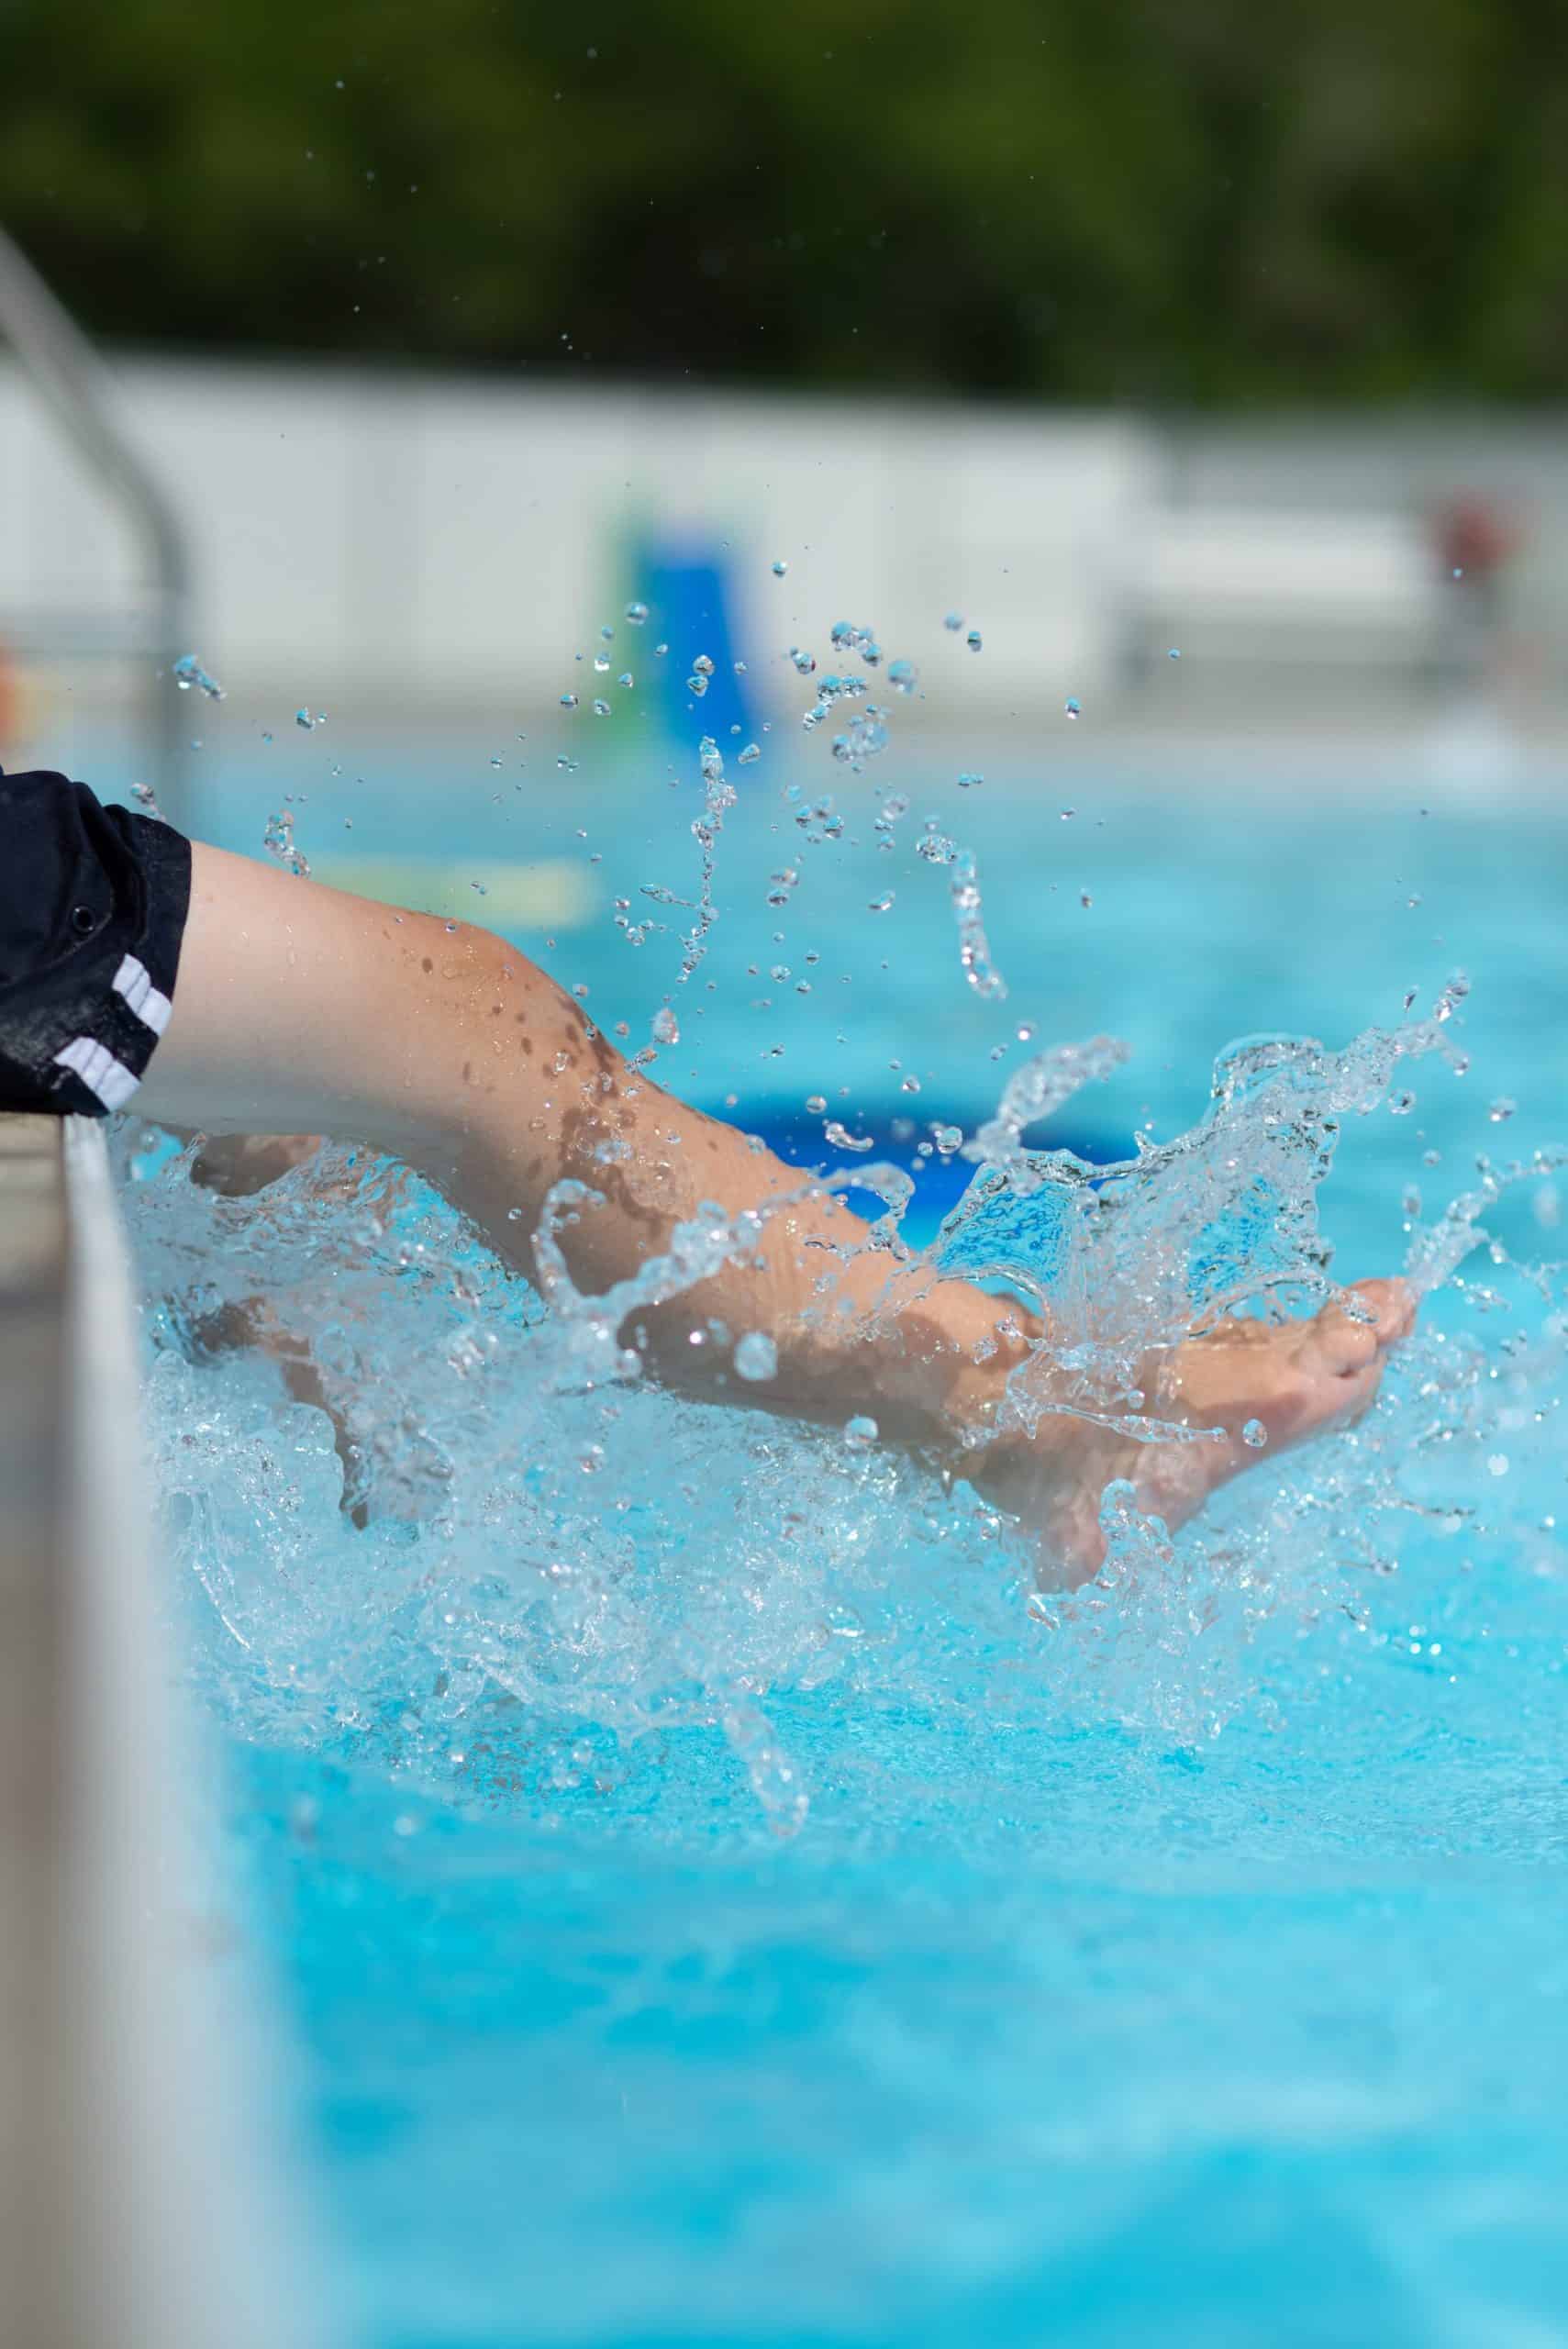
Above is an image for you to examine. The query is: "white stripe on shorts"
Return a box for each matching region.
[53,1034,141,1113]
[112,952,172,1037]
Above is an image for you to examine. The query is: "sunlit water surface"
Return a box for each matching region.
[115,714,1568,2349]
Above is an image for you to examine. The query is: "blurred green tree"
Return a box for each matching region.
[1,0,1564,399]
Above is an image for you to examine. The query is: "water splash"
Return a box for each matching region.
[261,807,311,877]
[124,563,1561,1848]
[126,952,1564,1835]
[949,848,1007,1001]
[673,737,738,987]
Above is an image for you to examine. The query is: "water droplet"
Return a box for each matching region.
[1389,1089,1416,1116]
[772,558,789,577]
[506,1206,523,1221]
[599,623,615,641]
[651,1005,680,1047]
[261,730,273,743]
[1064,696,1082,719]
[1168,647,1181,660]
[932,1123,962,1153]
[593,698,612,717]
[295,707,314,729]
[624,598,650,626]
[617,671,635,689]
[790,647,817,675]
[806,1094,827,1114]
[823,1120,874,1153]
[693,652,716,676]
[1489,1097,1517,1123]
[738,742,762,765]
[943,611,964,631]
[653,641,669,657]
[1241,1418,1268,1449]
[957,771,983,790]
[1079,890,1093,909]
[868,892,895,913]
[734,1330,778,1381]
[965,629,983,652]
[261,807,311,877]
[172,653,225,700]
[490,755,502,768]
[560,692,579,709]
[843,1414,879,1450]
[686,674,709,697]
[887,657,917,693]
[593,653,611,674]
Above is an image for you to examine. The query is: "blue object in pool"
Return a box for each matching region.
[636,543,757,750]
[749,1107,1134,1241]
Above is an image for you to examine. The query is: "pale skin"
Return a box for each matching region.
[139,842,1416,1585]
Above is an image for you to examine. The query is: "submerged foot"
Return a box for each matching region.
[972,1277,1417,1585]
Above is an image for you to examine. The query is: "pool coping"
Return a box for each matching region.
[0,1110,330,2349]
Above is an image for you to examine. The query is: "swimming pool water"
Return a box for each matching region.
[126,727,1568,2348]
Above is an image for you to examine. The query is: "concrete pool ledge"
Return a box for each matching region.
[1,1111,329,2349]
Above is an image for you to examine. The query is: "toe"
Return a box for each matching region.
[1307,1278,1416,1377]
[1346,1275,1418,1345]
[1304,1303,1380,1379]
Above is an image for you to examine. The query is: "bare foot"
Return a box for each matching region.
[189,1131,324,1196]
[970,1278,1417,1585]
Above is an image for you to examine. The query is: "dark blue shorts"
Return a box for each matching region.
[0,770,192,1117]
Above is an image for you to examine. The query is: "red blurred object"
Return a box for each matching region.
[1432,494,1523,583]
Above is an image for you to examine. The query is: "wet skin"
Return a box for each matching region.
[149,845,1416,1583]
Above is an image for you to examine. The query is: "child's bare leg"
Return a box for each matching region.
[140,843,1414,1575]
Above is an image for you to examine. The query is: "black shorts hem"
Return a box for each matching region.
[0,772,194,1118]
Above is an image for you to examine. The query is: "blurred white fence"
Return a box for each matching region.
[0,359,1156,721]
[3,354,1566,737]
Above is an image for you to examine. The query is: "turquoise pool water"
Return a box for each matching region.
[121,720,1568,2347]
